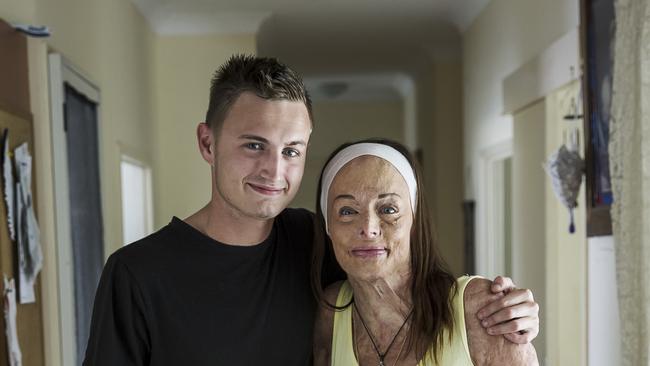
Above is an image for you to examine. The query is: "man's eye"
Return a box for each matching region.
[245,142,263,150]
[283,148,300,158]
[339,207,357,216]
[380,206,397,215]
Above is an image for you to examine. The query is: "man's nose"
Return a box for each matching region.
[259,151,284,181]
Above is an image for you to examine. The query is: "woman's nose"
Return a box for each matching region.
[359,213,381,239]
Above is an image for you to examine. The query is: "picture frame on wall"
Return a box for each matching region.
[581,0,614,236]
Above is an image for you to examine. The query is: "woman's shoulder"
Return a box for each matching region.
[323,280,346,306]
[316,280,347,338]
[313,280,346,366]
[462,276,492,305]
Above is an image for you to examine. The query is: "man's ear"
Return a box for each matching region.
[197,122,215,165]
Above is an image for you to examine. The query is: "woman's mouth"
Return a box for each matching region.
[350,247,388,258]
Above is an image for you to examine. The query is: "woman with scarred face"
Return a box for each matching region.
[312,139,539,366]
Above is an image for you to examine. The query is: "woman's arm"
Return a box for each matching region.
[313,281,343,366]
[464,278,539,365]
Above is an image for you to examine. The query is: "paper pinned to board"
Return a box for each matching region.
[14,143,42,304]
[4,276,22,366]
[2,129,15,241]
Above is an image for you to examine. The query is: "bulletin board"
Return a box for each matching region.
[0,18,45,366]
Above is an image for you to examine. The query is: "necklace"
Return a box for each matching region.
[353,302,413,366]
[353,317,409,366]
[391,331,409,366]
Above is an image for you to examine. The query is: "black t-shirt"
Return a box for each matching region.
[83,208,338,366]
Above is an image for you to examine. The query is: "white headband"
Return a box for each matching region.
[319,143,418,233]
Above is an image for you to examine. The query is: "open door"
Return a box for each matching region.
[49,54,104,366]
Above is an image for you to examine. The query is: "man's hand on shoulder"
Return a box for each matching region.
[464,278,538,366]
[477,276,540,344]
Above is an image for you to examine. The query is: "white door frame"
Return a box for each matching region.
[476,139,512,278]
[48,53,101,366]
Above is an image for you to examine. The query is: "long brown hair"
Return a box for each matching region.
[310,138,457,362]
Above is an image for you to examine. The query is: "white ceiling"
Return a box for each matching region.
[304,73,414,101]
[130,0,491,101]
[131,0,490,36]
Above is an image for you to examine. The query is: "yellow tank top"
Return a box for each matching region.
[331,275,477,366]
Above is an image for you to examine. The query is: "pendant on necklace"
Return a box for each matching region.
[379,357,385,366]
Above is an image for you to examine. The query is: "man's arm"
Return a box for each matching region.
[465,278,539,366]
[481,276,540,343]
[83,255,150,366]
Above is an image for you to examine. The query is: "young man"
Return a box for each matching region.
[83,55,539,365]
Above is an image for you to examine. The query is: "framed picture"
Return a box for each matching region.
[581,0,614,236]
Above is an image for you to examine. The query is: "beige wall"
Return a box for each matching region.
[291,99,404,211]
[463,0,580,200]
[422,62,464,275]
[0,0,35,24]
[544,81,587,366]
[510,82,588,366]
[512,100,547,360]
[152,34,257,228]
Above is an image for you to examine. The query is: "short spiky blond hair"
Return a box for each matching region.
[204,54,313,134]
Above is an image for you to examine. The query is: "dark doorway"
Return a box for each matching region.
[64,83,104,365]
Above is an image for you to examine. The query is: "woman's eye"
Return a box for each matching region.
[380,206,398,215]
[339,207,357,216]
[283,148,300,158]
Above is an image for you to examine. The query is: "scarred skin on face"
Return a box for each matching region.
[327,155,414,284]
